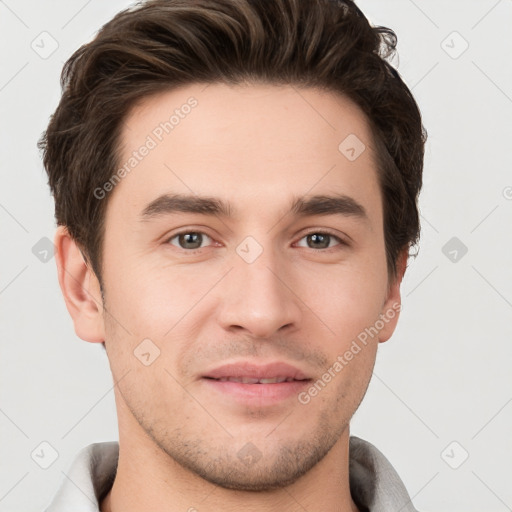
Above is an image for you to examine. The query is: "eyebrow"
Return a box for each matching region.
[140,193,368,223]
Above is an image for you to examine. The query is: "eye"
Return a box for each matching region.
[165,230,346,252]
[167,231,214,250]
[295,231,345,250]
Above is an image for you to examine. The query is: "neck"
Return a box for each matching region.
[101,400,359,512]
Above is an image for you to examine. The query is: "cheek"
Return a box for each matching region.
[102,254,190,335]
[102,261,217,382]
[299,261,388,346]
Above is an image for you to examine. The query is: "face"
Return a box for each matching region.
[99,83,402,490]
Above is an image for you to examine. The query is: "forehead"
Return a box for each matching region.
[110,82,381,224]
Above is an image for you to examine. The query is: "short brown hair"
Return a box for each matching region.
[39,0,426,283]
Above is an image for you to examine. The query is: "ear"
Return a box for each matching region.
[54,226,105,343]
[378,247,408,343]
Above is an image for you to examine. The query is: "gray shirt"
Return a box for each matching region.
[44,436,418,511]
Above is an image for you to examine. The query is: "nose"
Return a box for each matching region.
[216,245,303,339]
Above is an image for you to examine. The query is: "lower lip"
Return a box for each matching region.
[201,378,311,404]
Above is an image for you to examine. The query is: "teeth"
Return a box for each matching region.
[217,376,294,384]
[259,377,286,384]
[240,377,260,384]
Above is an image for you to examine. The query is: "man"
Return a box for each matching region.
[39,0,426,510]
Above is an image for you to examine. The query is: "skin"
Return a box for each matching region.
[55,82,407,512]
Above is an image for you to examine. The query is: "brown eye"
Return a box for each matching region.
[296,232,344,250]
[168,232,212,250]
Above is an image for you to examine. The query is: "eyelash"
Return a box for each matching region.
[166,229,347,254]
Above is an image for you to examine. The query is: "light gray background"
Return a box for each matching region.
[1,1,511,511]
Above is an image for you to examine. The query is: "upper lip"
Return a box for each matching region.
[203,362,310,381]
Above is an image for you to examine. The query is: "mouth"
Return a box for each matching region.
[202,361,310,381]
[205,376,304,384]
[201,362,312,403]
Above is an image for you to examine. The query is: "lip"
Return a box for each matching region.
[201,361,312,405]
[203,361,310,381]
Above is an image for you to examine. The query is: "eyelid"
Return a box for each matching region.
[165,227,349,252]
[166,229,215,250]
[294,228,348,248]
